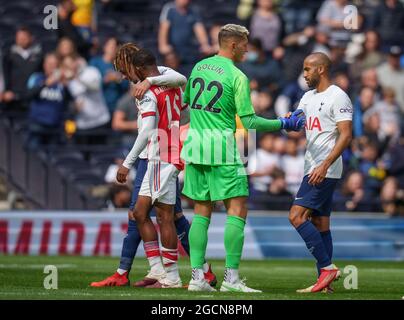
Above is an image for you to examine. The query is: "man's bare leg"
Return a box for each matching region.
[155,202,181,285]
[133,196,165,286]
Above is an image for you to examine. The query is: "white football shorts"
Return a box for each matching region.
[139,160,179,205]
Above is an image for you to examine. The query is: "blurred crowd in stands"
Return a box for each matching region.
[0,0,403,216]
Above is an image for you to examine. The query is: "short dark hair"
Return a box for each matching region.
[16,26,32,35]
[271,168,286,180]
[132,48,156,68]
[250,38,263,51]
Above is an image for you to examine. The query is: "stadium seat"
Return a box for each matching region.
[0,118,11,175]
[89,151,122,172]
[49,150,85,166]
[26,150,48,208]
[65,169,106,210]
[47,164,67,210]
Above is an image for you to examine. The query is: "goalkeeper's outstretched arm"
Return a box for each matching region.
[240,114,282,132]
[240,109,306,132]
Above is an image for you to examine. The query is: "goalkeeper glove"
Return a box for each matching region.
[279,109,306,131]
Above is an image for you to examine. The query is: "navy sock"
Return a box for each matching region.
[296,221,331,269]
[119,219,142,272]
[175,215,190,256]
[316,230,333,276]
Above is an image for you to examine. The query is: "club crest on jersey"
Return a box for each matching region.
[319,102,324,112]
[305,116,322,131]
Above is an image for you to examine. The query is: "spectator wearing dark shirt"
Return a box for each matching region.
[281,25,330,82]
[280,0,322,35]
[274,73,308,117]
[333,171,376,211]
[158,0,212,69]
[250,168,294,210]
[352,87,376,138]
[358,140,386,196]
[90,37,129,114]
[107,184,132,210]
[0,49,4,100]
[370,0,404,49]
[57,0,90,58]
[251,89,276,120]
[329,46,350,77]
[380,176,404,216]
[2,27,43,111]
[25,52,69,149]
[385,137,404,189]
[238,38,285,94]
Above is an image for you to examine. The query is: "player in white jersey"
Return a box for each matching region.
[288,52,353,293]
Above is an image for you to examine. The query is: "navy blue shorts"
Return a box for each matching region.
[129,158,183,214]
[292,175,338,216]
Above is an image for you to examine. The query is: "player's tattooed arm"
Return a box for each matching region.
[308,120,352,185]
[132,67,187,100]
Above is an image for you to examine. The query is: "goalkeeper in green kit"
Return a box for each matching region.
[182,24,306,292]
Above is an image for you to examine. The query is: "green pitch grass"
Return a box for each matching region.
[0,256,403,300]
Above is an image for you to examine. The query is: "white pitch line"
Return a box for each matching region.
[0,264,77,269]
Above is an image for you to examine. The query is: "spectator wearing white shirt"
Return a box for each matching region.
[316,0,351,47]
[376,46,404,113]
[281,138,305,195]
[62,55,111,144]
[247,133,281,194]
[363,87,401,144]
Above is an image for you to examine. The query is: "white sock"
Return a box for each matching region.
[165,264,180,282]
[192,268,205,281]
[224,268,239,284]
[161,246,180,282]
[323,264,336,270]
[202,262,209,273]
[149,256,165,274]
[144,241,164,274]
[117,268,127,275]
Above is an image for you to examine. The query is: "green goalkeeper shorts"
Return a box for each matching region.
[182,163,249,201]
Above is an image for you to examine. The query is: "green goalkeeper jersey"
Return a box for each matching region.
[181,55,255,165]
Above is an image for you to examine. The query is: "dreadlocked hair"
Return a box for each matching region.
[113,42,140,76]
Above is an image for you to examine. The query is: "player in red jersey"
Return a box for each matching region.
[116,48,189,288]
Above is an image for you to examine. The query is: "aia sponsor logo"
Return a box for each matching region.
[305,116,323,131]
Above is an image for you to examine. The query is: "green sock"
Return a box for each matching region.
[224,215,246,269]
[189,214,210,269]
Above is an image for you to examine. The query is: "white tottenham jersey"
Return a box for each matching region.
[297,85,353,179]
